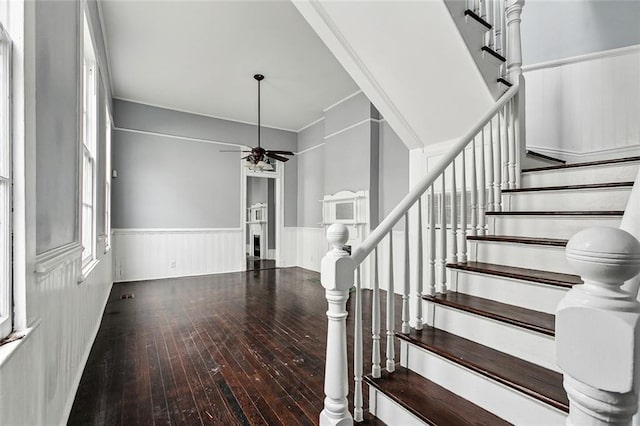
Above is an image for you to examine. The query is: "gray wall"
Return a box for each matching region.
[112,100,298,229]
[522,1,640,65]
[34,0,112,254]
[295,93,408,230]
[35,0,79,253]
[267,179,276,250]
[297,121,325,227]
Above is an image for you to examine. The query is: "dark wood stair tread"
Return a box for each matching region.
[467,235,568,247]
[423,292,556,336]
[485,210,624,216]
[503,181,634,193]
[397,327,569,413]
[523,155,640,173]
[463,9,492,30]
[525,150,566,164]
[447,261,582,288]
[481,46,506,62]
[364,366,511,425]
[497,77,512,87]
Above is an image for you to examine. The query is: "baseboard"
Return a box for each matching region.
[526,145,640,163]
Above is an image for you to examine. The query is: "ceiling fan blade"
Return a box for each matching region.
[266,152,289,162]
[219,149,251,153]
[266,150,294,156]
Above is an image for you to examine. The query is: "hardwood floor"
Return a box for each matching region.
[68,267,395,425]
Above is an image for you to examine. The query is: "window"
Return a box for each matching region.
[81,14,97,267]
[104,106,111,252]
[0,22,12,339]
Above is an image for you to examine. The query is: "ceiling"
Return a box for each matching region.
[100,0,359,132]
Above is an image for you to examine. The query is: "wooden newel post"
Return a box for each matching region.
[320,224,355,426]
[557,227,640,426]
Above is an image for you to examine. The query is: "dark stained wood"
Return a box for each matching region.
[523,155,640,173]
[502,181,634,193]
[525,150,566,165]
[364,366,511,425]
[447,261,582,288]
[481,46,506,62]
[463,9,492,30]
[397,327,569,412]
[467,235,568,247]
[486,210,624,216]
[68,267,400,426]
[497,77,512,87]
[423,292,556,336]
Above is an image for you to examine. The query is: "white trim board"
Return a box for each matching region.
[295,142,325,156]
[523,44,640,73]
[322,89,363,113]
[296,116,325,133]
[323,117,381,140]
[113,227,242,234]
[113,126,251,149]
[113,97,297,133]
[526,145,640,163]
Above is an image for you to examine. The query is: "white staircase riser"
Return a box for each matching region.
[424,301,559,372]
[450,269,570,314]
[399,341,567,425]
[522,163,640,187]
[503,187,632,211]
[488,215,622,239]
[368,386,426,426]
[469,240,572,274]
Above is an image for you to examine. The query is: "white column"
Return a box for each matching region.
[353,266,363,422]
[557,227,640,426]
[320,224,355,426]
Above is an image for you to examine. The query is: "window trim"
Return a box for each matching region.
[0,22,12,340]
[80,11,98,272]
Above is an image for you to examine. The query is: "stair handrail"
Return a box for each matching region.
[352,84,518,266]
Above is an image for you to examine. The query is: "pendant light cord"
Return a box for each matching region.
[257,77,261,148]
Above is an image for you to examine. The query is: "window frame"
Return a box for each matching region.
[80,12,98,270]
[104,104,111,252]
[0,22,12,339]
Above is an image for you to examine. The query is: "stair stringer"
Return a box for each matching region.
[292,0,494,151]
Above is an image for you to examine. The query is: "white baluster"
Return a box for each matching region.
[402,213,410,334]
[386,232,395,372]
[459,151,468,263]
[371,248,381,378]
[416,197,425,329]
[485,0,494,49]
[479,0,487,20]
[495,0,505,75]
[320,224,354,426]
[487,119,495,212]
[508,99,517,189]
[450,162,458,264]
[353,266,363,423]
[469,138,478,237]
[439,174,447,293]
[494,112,503,211]
[478,126,487,235]
[501,105,510,190]
[558,227,640,426]
[428,186,437,296]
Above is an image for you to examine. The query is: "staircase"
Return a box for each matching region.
[365,156,640,425]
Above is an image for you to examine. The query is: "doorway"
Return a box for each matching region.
[241,162,284,271]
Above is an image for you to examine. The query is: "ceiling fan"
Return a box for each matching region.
[220,74,294,170]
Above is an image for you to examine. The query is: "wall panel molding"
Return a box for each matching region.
[524,47,640,160]
[34,242,83,278]
[112,228,244,282]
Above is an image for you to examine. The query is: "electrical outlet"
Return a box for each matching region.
[170,261,176,268]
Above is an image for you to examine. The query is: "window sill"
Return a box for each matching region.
[0,319,41,368]
[79,258,100,284]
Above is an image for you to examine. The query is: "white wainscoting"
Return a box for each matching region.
[0,239,113,426]
[112,228,244,282]
[280,227,327,273]
[524,45,640,162]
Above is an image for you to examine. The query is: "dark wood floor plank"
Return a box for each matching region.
[69,267,402,425]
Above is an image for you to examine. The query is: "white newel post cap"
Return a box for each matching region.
[558,226,640,395]
[322,224,355,292]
